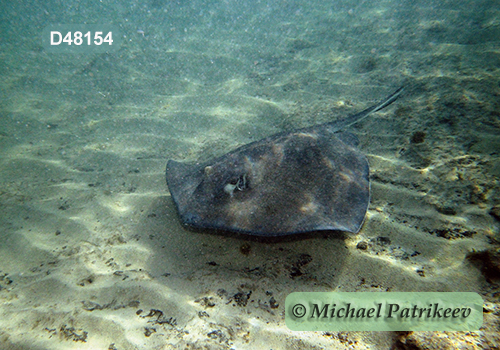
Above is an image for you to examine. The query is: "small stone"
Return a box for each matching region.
[489,205,500,222]
[410,131,426,144]
[233,291,252,307]
[397,331,455,349]
[270,297,279,309]
[240,243,251,255]
[296,254,312,267]
[467,247,500,281]
[436,204,457,215]
[376,236,391,246]
[356,241,368,250]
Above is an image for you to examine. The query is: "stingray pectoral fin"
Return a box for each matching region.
[166,160,190,193]
[166,160,204,214]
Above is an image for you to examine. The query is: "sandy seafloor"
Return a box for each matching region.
[1,0,500,349]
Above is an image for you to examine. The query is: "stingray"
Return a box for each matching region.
[166,87,403,236]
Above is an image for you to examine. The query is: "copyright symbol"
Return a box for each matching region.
[291,304,306,318]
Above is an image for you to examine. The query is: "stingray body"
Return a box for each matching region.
[166,87,403,236]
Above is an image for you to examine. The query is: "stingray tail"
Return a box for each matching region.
[370,86,404,114]
[326,86,404,132]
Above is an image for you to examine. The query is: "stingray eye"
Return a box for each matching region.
[236,174,249,191]
[204,166,214,176]
[223,174,249,197]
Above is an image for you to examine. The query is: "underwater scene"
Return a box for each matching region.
[0,0,499,348]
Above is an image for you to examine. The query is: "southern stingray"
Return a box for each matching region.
[166,87,403,236]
